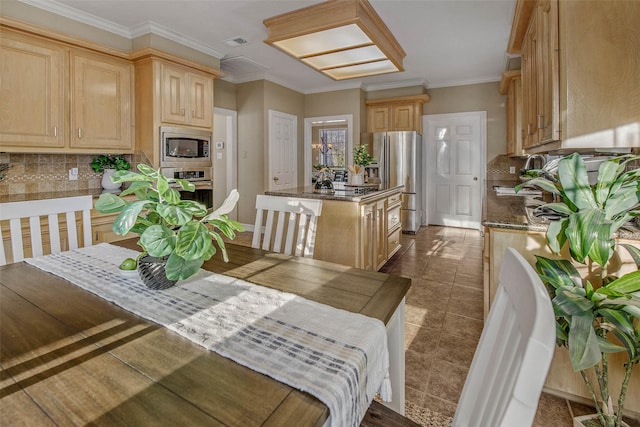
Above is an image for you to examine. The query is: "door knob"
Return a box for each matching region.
[273,176,279,181]
[473,177,478,181]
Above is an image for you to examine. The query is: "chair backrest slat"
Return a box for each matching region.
[0,195,94,265]
[452,248,555,427]
[252,195,323,258]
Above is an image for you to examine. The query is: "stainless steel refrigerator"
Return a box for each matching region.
[371,131,422,233]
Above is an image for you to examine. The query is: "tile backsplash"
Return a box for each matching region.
[0,153,143,196]
[487,154,526,181]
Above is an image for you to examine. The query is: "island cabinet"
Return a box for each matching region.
[132,50,221,167]
[508,0,640,152]
[366,94,430,134]
[312,188,403,271]
[0,24,134,153]
[483,226,640,417]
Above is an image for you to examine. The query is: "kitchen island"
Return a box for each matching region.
[265,185,404,271]
[482,180,640,418]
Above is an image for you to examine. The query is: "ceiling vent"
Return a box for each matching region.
[224,37,249,47]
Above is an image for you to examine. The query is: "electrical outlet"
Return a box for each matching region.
[509,166,516,174]
[69,167,78,181]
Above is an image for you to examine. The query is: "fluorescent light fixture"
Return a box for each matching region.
[263,0,405,80]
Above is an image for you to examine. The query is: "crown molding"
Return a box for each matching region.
[362,78,427,92]
[18,0,225,59]
[426,75,501,89]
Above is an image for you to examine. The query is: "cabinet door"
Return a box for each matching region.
[506,76,524,156]
[392,103,415,131]
[71,52,133,150]
[160,63,188,125]
[188,72,213,128]
[521,13,539,149]
[367,106,390,133]
[360,203,375,271]
[374,200,387,270]
[0,33,65,148]
[537,0,560,144]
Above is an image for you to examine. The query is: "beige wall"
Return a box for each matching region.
[214,80,238,111]
[422,82,506,162]
[305,88,365,148]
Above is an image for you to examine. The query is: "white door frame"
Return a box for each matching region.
[422,111,487,231]
[214,107,238,220]
[268,109,297,191]
[304,114,353,185]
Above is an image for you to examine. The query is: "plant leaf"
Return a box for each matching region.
[605,181,640,219]
[204,189,240,220]
[516,177,559,195]
[118,181,152,197]
[557,153,597,210]
[137,164,158,177]
[95,193,126,213]
[174,179,195,191]
[535,255,583,288]
[594,158,623,206]
[553,287,593,316]
[568,313,601,371]
[156,203,193,226]
[139,224,175,257]
[605,270,640,294]
[112,200,151,235]
[175,222,213,261]
[546,218,568,254]
[619,243,640,270]
[565,209,608,264]
[165,252,203,281]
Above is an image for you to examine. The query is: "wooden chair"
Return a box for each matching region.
[0,195,93,265]
[252,195,323,257]
[451,248,556,427]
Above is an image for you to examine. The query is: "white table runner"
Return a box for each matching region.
[26,243,391,427]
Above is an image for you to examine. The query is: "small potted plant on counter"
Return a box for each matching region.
[517,153,640,427]
[91,155,131,190]
[94,164,243,290]
[349,144,374,185]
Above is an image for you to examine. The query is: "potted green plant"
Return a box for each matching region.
[91,155,131,190]
[349,144,374,185]
[94,164,243,289]
[517,153,640,427]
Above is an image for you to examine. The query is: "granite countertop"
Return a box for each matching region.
[483,180,640,240]
[265,184,404,203]
[0,188,109,204]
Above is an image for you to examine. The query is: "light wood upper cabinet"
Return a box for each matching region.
[0,32,65,149]
[366,94,430,134]
[0,26,134,153]
[160,62,213,129]
[499,70,524,156]
[509,0,640,152]
[70,51,133,151]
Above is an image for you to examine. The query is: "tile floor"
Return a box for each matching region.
[231,225,639,426]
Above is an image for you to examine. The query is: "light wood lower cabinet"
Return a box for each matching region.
[313,189,402,271]
[483,226,640,416]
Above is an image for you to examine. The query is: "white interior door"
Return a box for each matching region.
[424,112,486,230]
[268,110,297,191]
[213,107,237,220]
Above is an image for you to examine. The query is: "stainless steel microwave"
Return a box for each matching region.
[160,126,212,168]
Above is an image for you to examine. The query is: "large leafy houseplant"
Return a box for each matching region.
[517,153,640,427]
[95,164,243,281]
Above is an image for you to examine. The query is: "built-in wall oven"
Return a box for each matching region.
[160,126,214,209]
[161,167,213,209]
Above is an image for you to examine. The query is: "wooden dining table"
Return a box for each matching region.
[0,239,410,426]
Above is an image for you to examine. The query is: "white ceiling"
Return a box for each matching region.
[20,0,517,94]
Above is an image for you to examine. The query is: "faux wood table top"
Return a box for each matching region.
[0,240,411,426]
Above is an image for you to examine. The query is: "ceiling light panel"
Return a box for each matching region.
[263,0,405,81]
